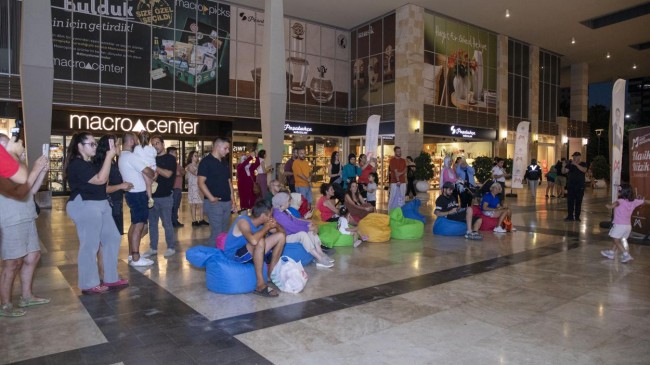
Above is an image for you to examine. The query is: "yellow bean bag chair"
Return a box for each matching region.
[311,209,329,226]
[357,213,391,243]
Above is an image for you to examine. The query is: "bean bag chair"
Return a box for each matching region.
[389,208,424,240]
[186,246,268,295]
[318,222,354,248]
[401,199,426,224]
[358,213,391,243]
[432,217,466,236]
[215,232,227,250]
[471,206,499,231]
[282,242,314,265]
[311,209,327,225]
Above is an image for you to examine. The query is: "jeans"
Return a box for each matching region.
[388,183,406,210]
[172,188,182,223]
[528,180,539,198]
[296,186,313,205]
[204,200,232,246]
[148,195,176,250]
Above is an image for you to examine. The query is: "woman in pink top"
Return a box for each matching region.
[317,183,339,222]
[601,184,650,263]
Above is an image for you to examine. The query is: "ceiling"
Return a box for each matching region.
[229,0,650,86]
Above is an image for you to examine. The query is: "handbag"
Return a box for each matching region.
[270,256,308,293]
[501,216,513,232]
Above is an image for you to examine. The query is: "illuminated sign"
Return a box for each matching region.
[450,125,477,138]
[69,114,198,135]
[284,123,312,135]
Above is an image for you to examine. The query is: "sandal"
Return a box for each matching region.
[18,296,51,308]
[82,285,109,295]
[0,303,26,317]
[253,286,279,298]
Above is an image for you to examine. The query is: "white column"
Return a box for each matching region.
[20,0,54,167]
[570,63,588,122]
[260,0,287,173]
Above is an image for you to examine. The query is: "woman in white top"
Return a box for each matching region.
[491,158,509,200]
[255,149,273,198]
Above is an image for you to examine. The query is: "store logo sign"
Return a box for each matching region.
[284,123,312,135]
[69,114,198,135]
[64,0,134,17]
[450,126,476,138]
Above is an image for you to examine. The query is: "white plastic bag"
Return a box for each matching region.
[271,256,308,294]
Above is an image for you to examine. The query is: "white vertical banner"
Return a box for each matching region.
[365,115,381,159]
[611,78,626,203]
[511,121,530,188]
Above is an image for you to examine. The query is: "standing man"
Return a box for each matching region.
[119,133,155,267]
[167,146,184,227]
[562,152,588,221]
[525,158,542,199]
[388,146,406,210]
[142,136,177,258]
[198,137,236,246]
[456,158,477,208]
[284,149,298,192]
[292,147,313,205]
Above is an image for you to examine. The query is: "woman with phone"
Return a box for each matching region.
[65,132,128,295]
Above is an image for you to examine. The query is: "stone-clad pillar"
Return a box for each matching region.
[260,0,287,170]
[529,45,540,160]
[394,4,424,158]
[495,34,508,157]
[20,0,53,167]
[570,63,588,122]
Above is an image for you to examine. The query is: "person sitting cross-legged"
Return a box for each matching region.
[223,199,286,297]
[434,181,482,240]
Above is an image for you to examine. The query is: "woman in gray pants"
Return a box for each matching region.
[65,132,128,294]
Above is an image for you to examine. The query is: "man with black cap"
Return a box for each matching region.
[434,181,483,240]
[562,152,588,221]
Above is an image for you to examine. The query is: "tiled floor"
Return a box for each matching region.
[1,187,649,364]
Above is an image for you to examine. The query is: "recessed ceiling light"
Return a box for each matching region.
[633,64,637,69]
[571,37,576,44]
[606,52,611,59]
[505,9,510,18]
[625,114,630,118]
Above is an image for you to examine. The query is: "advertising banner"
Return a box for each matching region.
[611,78,626,203]
[511,121,530,189]
[365,115,381,159]
[630,126,650,236]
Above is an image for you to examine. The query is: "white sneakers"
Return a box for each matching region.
[164,249,176,257]
[316,257,334,268]
[130,257,154,267]
[142,249,157,258]
[493,226,507,233]
[600,250,615,260]
[620,252,634,263]
[600,249,633,263]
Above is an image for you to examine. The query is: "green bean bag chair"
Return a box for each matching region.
[389,208,425,239]
[318,222,354,248]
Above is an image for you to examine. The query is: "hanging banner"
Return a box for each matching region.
[365,114,381,159]
[611,78,626,203]
[630,126,650,236]
[511,121,530,188]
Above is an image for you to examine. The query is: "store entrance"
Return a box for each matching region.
[423,136,494,189]
[349,135,395,188]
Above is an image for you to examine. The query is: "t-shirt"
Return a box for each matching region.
[566,162,587,188]
[118,150,149,193]
[492,165,506,182]
[134,145,157,167]
[0,145,19,179]
[338,216,351,235]
[434,194,459,213]
[67,158,106,201]
[292,159,311,187]
[197,153,232,201]
[389,157,406,183]
[613,198,645,225]
[284,158,295,185]
[153,154,176,198]
[480,193,501,211]
[366,182,377,202]
[358,164,373,184]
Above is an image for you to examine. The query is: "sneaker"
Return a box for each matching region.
[575,218,581,222]
[600,250,615,260]
[192,221,200,227]
[471,231,483,240]
[130,257,154,267]
[82,285,109,295]
[142,249,157,258]
[199,220,210,226]
[316,258,334,268]
[327,255,335,263]
[128,255,132,262]
[620,253,634,263]
[18,296,51,308]
[564,217,574,222]
[493,226,507,233]
[510,227,517,232]
[163,248,176,257]
[173,221,185,228]
[104,279,129,289]
[0,303,26,317]
[353,240,363,248]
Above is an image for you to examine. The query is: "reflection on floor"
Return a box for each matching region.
[1,188,649,364]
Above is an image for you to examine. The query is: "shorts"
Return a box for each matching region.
[609,224,632,239]
[234,245,253,263]
[555,176,566,188]
[125,191,149,224]
[0,221,41,260]
[447,209,480,225]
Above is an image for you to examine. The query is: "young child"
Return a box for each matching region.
[133,131,158,208]
[366,172,378,208]
[338,206,367,248]
[601,184,650,263]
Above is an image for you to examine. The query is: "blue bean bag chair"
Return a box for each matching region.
[401,199,426,224]
[282,242,314,265]
[432,217,467,236]
[186,245,268,295]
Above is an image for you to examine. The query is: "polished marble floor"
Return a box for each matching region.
[1,187,649,364]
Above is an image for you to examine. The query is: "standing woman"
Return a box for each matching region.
[341,153,361,190]
[236,151,261,211]
[405,156,416,199]
[65,132,127,294]
[357,154,376,199]
[328,151,342,186]
[491,158,509,201]
[255,149,272,199]
[185,150,205,226]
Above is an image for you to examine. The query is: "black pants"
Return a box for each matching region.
[288,184,296,193]
[566,186,585,219]
[111,197,124,235]
[406,177,416,197]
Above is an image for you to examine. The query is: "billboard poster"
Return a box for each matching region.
[610,78,626,202]
[511,121,530,188]
[630,126,650,236]
[423,12,497,112]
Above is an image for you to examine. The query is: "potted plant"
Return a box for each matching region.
[590,155,609,188]
[414,152,435,200]
[471,156,494,184]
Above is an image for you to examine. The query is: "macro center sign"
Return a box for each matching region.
[69,114,199,135]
